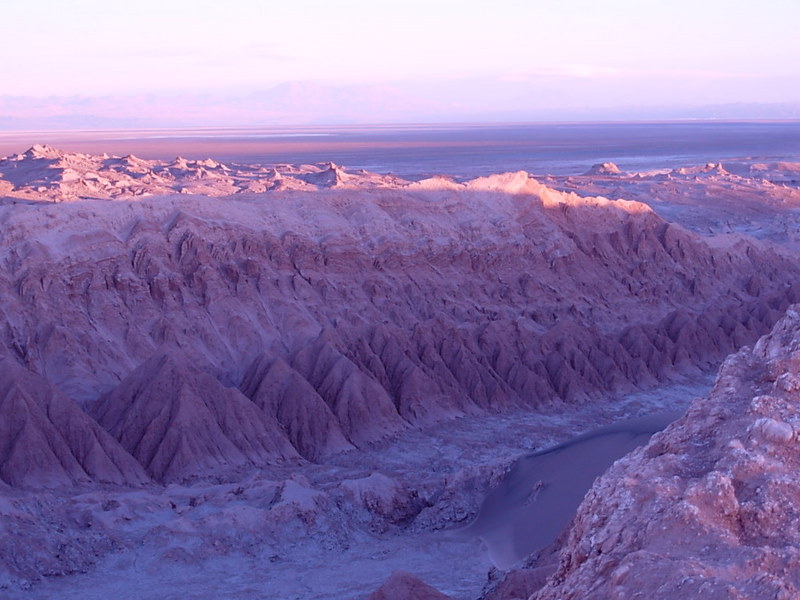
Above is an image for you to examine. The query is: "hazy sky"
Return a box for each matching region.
[3,0,799,124]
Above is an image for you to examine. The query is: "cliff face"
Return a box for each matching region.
[532,307,800,600]
[0,152,797,484]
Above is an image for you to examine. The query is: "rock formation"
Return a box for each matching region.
[89,353,300,482]
[1,146,800,598]
[0,150,795,426]
[0,356,148,487]
[239,354,355,460]
[366,571,455,600]
[530,306,800,599]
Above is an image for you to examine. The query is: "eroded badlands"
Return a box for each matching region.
[1,146,799,599]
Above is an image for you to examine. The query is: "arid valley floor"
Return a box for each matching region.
[1,141,800,599]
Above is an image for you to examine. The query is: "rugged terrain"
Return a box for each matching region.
[524,305,800,599]
[1,146,799,598]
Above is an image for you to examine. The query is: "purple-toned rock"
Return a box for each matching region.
[89,353,300,482]
[366,571,454,600]
[0,357,148,487]
[240,355,354,460]
[531,306,800,599]
[0,152,796,426]
[584,162,623,176]
[291,338,408,446]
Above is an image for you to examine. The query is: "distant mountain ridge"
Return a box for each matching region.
[1,83,798,129]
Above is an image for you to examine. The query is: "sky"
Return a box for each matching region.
[2,0,799,126]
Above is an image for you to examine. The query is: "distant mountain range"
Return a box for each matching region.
[1,81,798,129]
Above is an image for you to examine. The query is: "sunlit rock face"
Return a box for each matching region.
[529,307,800,600]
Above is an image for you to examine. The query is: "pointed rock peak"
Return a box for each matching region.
[145,350,187,371]
[585,162,622,176]
[126,351,220,392]
[91,350,299,482]
[23,144,63,160]
[0,357,149,488]
[121,154,148,166]
[323,163,349,185]
[240,353,354,460]
[196,158,221,169]
[702,161,729,175]
[367,571,454,600]
[307,327,341,348]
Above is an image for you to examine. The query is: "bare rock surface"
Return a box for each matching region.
[89,353,300,482]
[543,160,800,246]
[531,306,800,600]
[366,570,455,600]
[0,148,796,435]
[0,379,709,598]
[240,355,355,460]
[1,147,800,598]
[0,145,404,202]
[0,356,148,487]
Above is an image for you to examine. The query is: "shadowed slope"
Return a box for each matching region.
[0,152,798,459]
[240,355,355,460]
[290,338,408,447]
[89,353,300,482]
[0,357,148,487]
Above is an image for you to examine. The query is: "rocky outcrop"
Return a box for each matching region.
[89,353,300,482]
[544,159,800,246]
[366,571,454,600]
[0,357,148,487]
[0,146,399,201]
[584,162,622,176]
[240,355,355,460]
[531,306,800,599]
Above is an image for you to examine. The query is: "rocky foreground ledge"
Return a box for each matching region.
[461,306,800,600]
